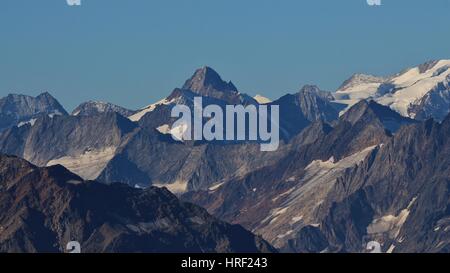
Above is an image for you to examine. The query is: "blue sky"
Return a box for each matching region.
[1,0,450,111]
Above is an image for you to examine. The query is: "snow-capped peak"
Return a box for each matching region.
[254,94,272,104]
[337,74,386,93]
[334,59,450,120]
[72,101,136,117]
[128,98,174,121]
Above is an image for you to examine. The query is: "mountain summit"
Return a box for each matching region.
[0,92,67,131]
[335,59,450,121]
[181,66,254,104]
[182,66,238,94]
[72,101,137,117]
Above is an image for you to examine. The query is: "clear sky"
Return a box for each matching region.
[1,0,450,111]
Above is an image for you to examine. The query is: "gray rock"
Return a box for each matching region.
[0,92,67,131]
[0,154,276,253]
[72,101,137,117]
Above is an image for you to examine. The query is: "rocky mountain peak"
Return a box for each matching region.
[0,92,68,131]
[338,73,386,92]
[341,100,414,133]
[298,85,334,100]
[299,84,321,94]
[72,101,137,117]
[182,66,238,95]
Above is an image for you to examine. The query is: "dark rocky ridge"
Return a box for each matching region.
[182,100,417,251]
[293,114,450,253]
[0,154,275,253]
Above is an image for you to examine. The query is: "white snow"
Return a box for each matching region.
[153,180,188,194]
[367,197,417,239]
[72,101,120,116]
[128,98,174,121]
[271,187,295,202]
[377,60,450,116]
[277,230,294,239]
[18,118,37,127]
[254,94,272,104]
[272,207,288,217]
[156,124,171,134]
[156,123,189,141]
[46,147,117,180]
[48,110,63,118]
[387,244,396,253]
[209,182,225,191]
[170,123,189,141]
[282,145,377,209]
[257,145,378,247]
[261,207,289,225]
[291,215,304,224]
[335,60,450,118]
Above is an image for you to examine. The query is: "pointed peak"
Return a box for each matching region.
[198,65,218,74]
[298,85,322,96]
[298,85,333,100]
[341,100,414,132]
[299,84,321,92]
[182,66,238,94]
[37,91,54,98]
[340,100,376,123]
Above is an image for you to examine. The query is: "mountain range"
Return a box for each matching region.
[0,59,449,253]
[0,154,274,253]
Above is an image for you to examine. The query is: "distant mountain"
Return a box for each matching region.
[0,154,275,253]
[296,85,344,123]
[340,100,415,133]
[0,62,449,253]
[182,66,256,105]
[72,101,137,117]
[0,112,137,180]
[408,74,450,121]
[291,113,450,253]
[96,68,344,192]
[335,60,450,121]
[182,101,415,251]
[0,92,67,131]
[337,74,387,93]
[129,66,257,122]
[0,67,358,194]
[269,85,342,139]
